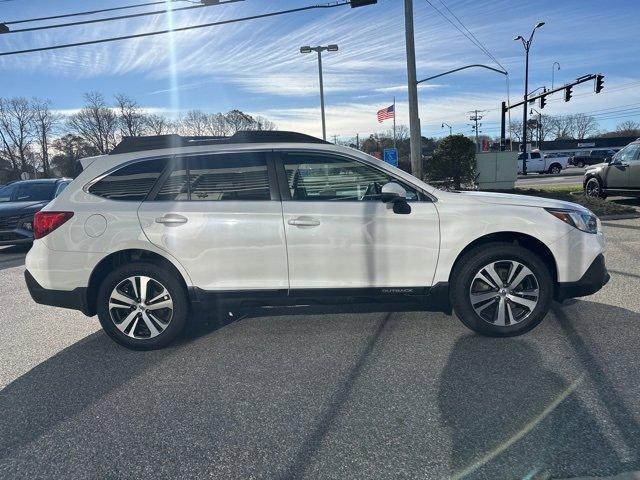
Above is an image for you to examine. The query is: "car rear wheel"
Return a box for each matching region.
[585,177,606,199]
[97,262,189,350]
[451,243,553,337]
[548,164,562,175]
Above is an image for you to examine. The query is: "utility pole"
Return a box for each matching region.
[469,110,483,152]
[356,133,360,149]
[404,0,422,179]
[332,134,338,144]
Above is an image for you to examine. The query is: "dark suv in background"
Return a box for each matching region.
[584,139,640,198]
[0,178,71,246]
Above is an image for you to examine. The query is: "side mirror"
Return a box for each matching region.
[380,182,406,203]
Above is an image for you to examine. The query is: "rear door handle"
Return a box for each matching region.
[288,217,320,227]
[155,214,188,226]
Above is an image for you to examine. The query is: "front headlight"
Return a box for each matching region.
[545,208,600,234]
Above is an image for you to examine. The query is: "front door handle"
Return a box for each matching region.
[288,217,320,227]
[155,214,188,226]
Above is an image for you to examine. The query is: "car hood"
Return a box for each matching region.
[452,190,589,212]
[586,162,609,172]
[0,200,48,216]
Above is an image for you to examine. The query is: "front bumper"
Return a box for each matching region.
[555,253,610,301]
[25,269,92,316]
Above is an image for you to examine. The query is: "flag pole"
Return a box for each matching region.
[393,96,397,149]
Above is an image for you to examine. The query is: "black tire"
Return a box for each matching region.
[584,177,606,199]
[548,164,561,175]
[577,160,585,168]
[450,243,553,337]
[96,262,189,350]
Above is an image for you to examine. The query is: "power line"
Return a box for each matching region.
[435,0,505,71]
[4,0,244,34]
[0,2,350,57]
[4,1,192,25]
[423,0,505,72]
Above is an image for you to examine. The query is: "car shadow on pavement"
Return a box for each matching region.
[439,302,640,479]
[0,331,181,461]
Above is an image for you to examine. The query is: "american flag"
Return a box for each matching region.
[377,104,395,123]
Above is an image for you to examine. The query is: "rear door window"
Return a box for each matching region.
[0,184,16,203]
[88,158,167,201]
[153,152,271,201]
[16,183,56,202]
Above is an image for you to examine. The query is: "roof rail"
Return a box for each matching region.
[109,130,329,155]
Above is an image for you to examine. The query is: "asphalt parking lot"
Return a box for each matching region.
[1,219,639,480]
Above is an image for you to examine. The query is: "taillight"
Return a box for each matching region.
[33,211,74,239]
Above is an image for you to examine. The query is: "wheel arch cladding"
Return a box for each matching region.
[450,232,558,284]
[86,249,189,316]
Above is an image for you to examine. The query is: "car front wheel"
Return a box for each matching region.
[451,243,553,337]
[585,177,606,199]
[96,263,189,350]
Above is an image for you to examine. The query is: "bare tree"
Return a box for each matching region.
[115,93,146,137]
[204,113,230,136]
[0,97,35,174]
[250,115,277,131]
[548,115,575,139]
[571,113,599,139]
[179,110,209,136]
[615,120,640,137]
[31,98,60,177]
[67,92,118,154]
[225,110,255,133]
[143,114,175,135]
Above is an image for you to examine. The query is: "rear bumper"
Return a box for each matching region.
[24,269,92,316]
[555,253,610,301]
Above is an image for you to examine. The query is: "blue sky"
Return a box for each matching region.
[1,0,639,139]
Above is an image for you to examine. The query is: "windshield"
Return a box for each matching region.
[14,183,57,202]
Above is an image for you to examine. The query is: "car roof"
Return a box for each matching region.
[5,178,71,186]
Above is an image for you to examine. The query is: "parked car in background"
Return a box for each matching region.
[0,178,71,246]
[24,132,607,350]
[584,139,640,198]
[518,150,568,174]
[570,150,616,168]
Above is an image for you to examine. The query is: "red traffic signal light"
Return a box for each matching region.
[595,74,604,93]
[564,86,573,102]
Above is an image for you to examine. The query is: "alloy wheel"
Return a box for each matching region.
[469,260,539,326]
[108,276,173,339]
[585,179,601,197]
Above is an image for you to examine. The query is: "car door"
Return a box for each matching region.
[605,144,640,189]
[276,150,440,290]
[529,152,544,172]
[138,151,289,291]
[626,145,640,191]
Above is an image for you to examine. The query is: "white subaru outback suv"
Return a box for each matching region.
[25,131,609,350]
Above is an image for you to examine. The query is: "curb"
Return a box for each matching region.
[599,213,640,220]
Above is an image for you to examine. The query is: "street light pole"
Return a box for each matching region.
[404,0,422,179]
[300,44,339,141]
[551,61,560,89]
[441,123,452,135]
[317,49,326,141]
[514,21,545,175]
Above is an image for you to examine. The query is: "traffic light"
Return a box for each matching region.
[595,74,605,93]
[564,85,573,102]
[350,0,377,7]
[539,95,547,109]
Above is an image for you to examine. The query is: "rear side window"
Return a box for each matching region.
[16,183,57,202]
[0,184,16,203]
[88,158,167,201]
[154,153,271,201]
